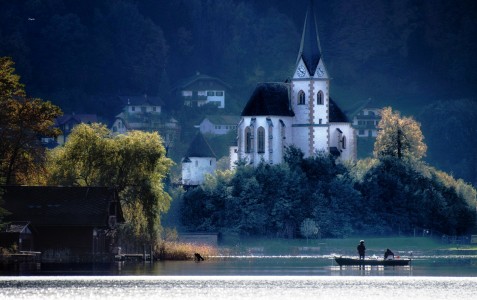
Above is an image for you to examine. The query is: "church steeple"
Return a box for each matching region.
[295,0,325,78]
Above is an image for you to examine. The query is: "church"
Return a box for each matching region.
[236,1,356,166]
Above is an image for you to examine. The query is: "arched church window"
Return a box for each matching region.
[317,91,324,105]
[245,126,252,153]
[257,127,265,153]
[342,136,347,149]
[298,90,306,105]
[280,120,286,140]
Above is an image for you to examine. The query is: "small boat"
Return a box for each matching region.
[334,256,411,267]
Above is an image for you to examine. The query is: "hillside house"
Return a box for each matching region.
[111,95,180,151]
[352,99,382,138]
[174,73,231,109]
[52,114,98,146]
[196,115,240,135]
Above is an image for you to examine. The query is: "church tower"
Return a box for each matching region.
[291,0,330,156]
[235,0,356,167]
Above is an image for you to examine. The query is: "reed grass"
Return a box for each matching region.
[155,241,219,261]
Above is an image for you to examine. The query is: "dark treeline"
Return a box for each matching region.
[181,147,476,238]
[1,0,476,184]
[2,0,476,114]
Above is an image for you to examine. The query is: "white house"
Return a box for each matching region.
[196,115,240,135]
[174,73,231,109]
[181,132,217,186]
[235,2,356,167]
[352,99,382,138]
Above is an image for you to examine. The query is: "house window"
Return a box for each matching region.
[195,160,198,167]
[359,129,365,135]
[298,90,305,105]
[216,91,224,96]
[131,106,136,112]
[317,91,323,105]
[207,91,215,96]
[245,126,252,153]
[342,136,347,149]
[153,106,157,112]
[257,126,265,153]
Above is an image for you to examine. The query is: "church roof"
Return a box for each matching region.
[118,95,162,106]
[183,132,217,159]
[241,83,295,117]
[173,73,231,91]
[296,0,322,76]
[329,97,349,122]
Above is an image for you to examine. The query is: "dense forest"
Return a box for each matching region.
[0,0,476,185]
[180,148,477,238]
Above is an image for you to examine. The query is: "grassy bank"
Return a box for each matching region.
[219,236,477,256]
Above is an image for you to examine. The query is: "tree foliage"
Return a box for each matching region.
[0,57,62,185]
[374,107,427,161]
[47,123,173,243]
[180,145,476,238]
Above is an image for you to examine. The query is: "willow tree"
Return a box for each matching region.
[47,123,174,243]
[374,107,427,161]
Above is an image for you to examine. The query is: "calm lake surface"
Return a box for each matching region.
[1,255,477,299]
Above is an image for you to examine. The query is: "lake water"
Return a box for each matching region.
[1,255,477,299]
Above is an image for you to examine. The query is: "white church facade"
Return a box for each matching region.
[236,2,356,166]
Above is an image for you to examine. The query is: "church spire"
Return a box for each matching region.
[296,0,323,77]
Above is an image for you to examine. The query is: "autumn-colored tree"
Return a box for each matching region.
[374,107,427,161]
[0,57,62,184]
[47,123,174,244]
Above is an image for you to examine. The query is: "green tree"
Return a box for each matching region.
[0,57,62,185]
[374,107,427,161]
[300,218,320,242]
[47,123,173,243]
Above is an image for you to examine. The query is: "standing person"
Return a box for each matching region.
[384,248,394,260]
[357,240,366,260]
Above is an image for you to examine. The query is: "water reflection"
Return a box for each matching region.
[1,255,477,276]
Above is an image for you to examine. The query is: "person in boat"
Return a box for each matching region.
[384,248,394,260]
[357,240,366,260]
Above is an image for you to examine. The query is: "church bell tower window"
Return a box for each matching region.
[298,90,306,105]
[317,91,324,105]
